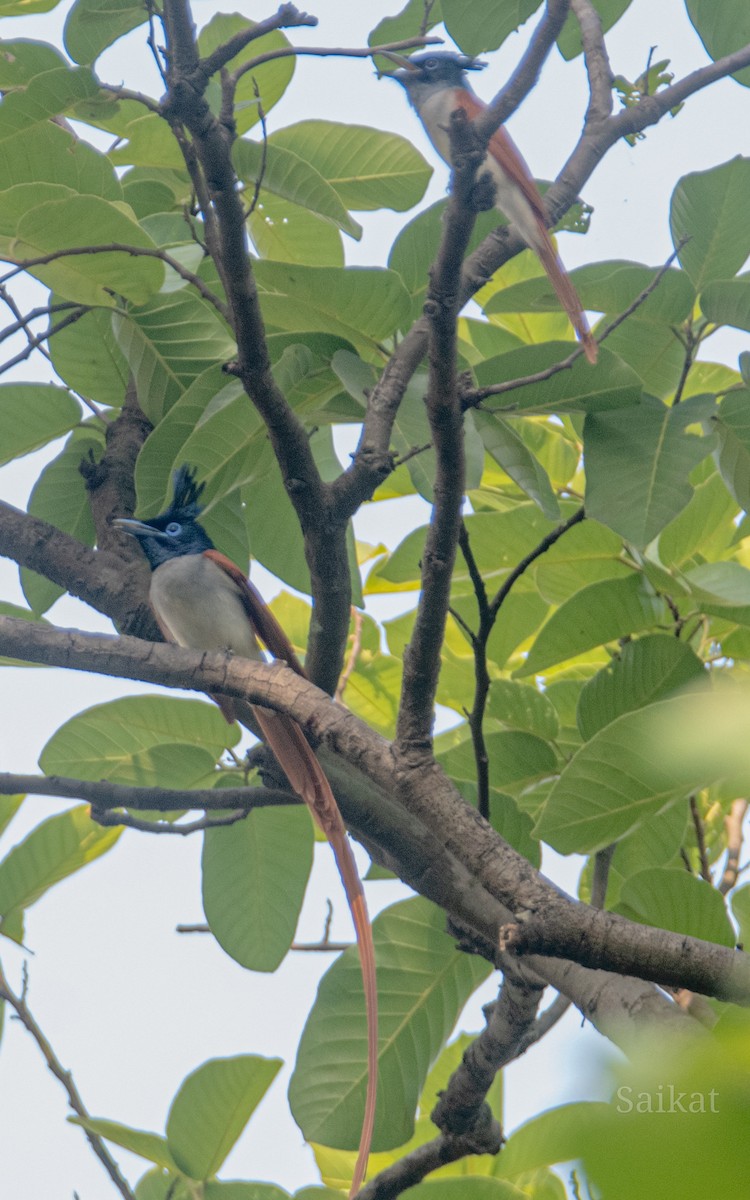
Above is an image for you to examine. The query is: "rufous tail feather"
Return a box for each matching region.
[528,218,598,363]
[252,705,378,1198]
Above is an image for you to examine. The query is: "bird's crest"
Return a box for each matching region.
[166,465,206,521]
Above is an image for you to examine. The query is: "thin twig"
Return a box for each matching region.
[0,962,136,1200]
[0,772,298,812]
[91,807,250,835]
[690,795,712,883]
[0,308,86,378]
[336,608,364,702]
[231,36,443,83]
[720,799,748,895]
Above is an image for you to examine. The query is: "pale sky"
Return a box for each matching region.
[1,2,748,1197]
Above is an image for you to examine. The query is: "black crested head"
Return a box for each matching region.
[113,464,214,569]
[391,51,486,92]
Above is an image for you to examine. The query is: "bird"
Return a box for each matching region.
[114,466,377,1198]
[386,51,598,363]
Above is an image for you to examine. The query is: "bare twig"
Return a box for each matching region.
[689,795,712,883]
[0,772,298,812]
[91,807,250,834]
[336,608,364,702]
[232,36,444,83]
[0,962,136,1200]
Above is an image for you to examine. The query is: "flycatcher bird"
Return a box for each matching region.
[387,51,598,363]
[114,466,377,1197]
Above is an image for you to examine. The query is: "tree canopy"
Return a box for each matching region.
[1,1,750,1198]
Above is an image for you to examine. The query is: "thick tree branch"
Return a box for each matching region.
[161,0,350,693]
[2,616,748,1006]
[395,110,482,753]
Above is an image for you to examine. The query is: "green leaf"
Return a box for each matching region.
[442,0,541,56]
[198,15,294,134]
[269,121,431,212]
[486,680,560,739]
[658,470,739,565]
[0,121,121,198]
[64,0,146,64]
[702,278,750,332]
[533,518,628,605]
[289,896,491,1153]
[0,383,80,466]
[601,801,689,906]
[583,395,715,546]
[205,1186,290,1200]
[683,561,750,607]
[49,304,129,406]
[0,794,23,839]
[369,0,442,49]
[558,0,635,59]
[68,1118,178,1170]
[401,1183,528,1200]
[577,635,705,741]
[166,1056,282,1180]
[39,696,238,787]
[0,40,66,87]
[12,195,164,305]
[474,343,642,415]
[21,429,103,615]
[202,807,313,972]
[484,261,694,324]
[0,806,120,928]
[517,574,667,679]
[710,386,750,504]
[248,193,343,266]
[670,158,750,289]
[686,0,750,87]
[113,292,236,423]
[616,868,736,946]
[595,317,686,399]
[497,1102,611,1177]
[0,64,99,136]
[487,790,541,867]
[254,261,411,353]
[474,410,560,518]
[233,140,361,238]
[439,729,557,791]
[536,695,716,853]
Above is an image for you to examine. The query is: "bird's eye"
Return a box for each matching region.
[165,521,182,536]
[423,57,439,69]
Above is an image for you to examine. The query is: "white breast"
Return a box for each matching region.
[150,555,262,660]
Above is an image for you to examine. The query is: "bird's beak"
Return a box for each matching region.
[378,51,420,82]
[113,517,163,539]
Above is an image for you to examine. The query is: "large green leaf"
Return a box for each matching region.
[616,868,736,946]
[248,192,343,266]
[166,1056,282,1180]
[701,277,750,333]
[269,121,431,212]
[0,40,67,86]
[657,470,738,565]
[49,303,129,407]
[474,410,560,518]
[484,261,694,324]
[233,140,361,238]
[39,696,238,787]
[535,695,717,853]
[441,0,541,55]
[583,394,715,546]
[21,429,103,615]
[0,64,99,137]
[533,519,628,605]
[595,317,685,399]
[68,1118,178,1170]
[473,343,642,415]
[113,292,236,423]
[497,1102,611,1177]
[602,802,689,906]
[254,261,410,352]
[202,807,313,972]
[686,0,750,87]
[12,195,164,305]
[558,0,635,58]
[714,387,750,510]
[0,121,121,197]
[289,896,491,1153]
[670,158,750,289]
[439,729,557,792]
[517,574,668,678]
[0,383,80,466]
[0,806,120,932]
[198,14,294,134]
[577,634,705,741]
[64,0,146,64]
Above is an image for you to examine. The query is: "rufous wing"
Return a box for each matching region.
[452,91,597,363]
[203,549,307,676]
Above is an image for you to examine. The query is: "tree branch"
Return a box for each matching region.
[1,616,748,1006]
[0,772,297,812]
